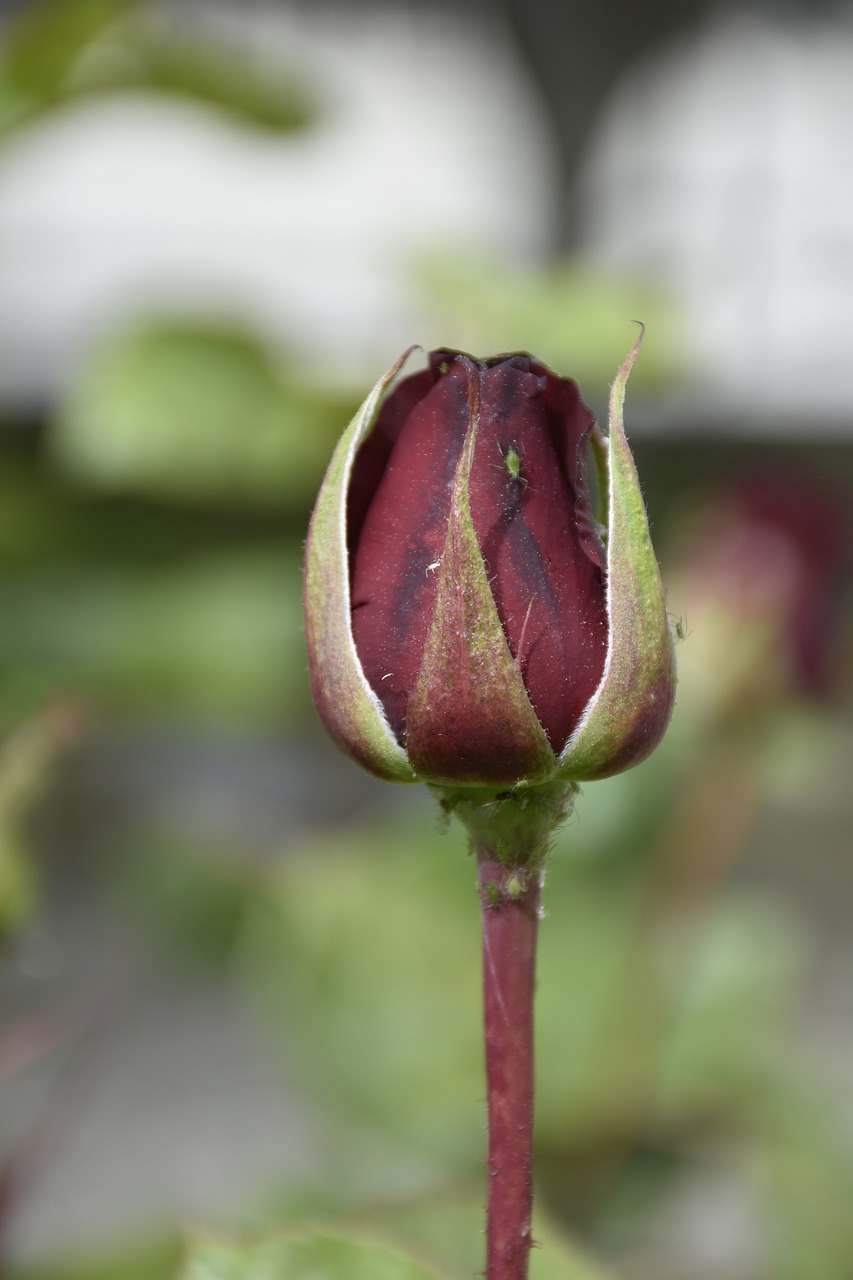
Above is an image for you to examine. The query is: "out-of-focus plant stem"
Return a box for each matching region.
[477,852,541,1280]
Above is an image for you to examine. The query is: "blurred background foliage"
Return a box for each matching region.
[0,0,315,135]
[1,1,852,1279]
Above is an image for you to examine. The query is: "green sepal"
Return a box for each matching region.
[303,350,417,783]
[559,330,677,780]
[405,369,558,787]
[436,779,578,869]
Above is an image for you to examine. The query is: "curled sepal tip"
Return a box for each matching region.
[560,329,677,779]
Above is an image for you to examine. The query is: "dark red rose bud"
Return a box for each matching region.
[350,350,608,761]
[304,340,676,788]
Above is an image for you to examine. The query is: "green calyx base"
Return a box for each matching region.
[434,778,579,869]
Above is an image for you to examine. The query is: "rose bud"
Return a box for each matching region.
[303,337,676,791]
[669,472,849,722]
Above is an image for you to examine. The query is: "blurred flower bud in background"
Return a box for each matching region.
[668,473,849,733]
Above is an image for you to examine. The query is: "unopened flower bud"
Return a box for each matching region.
[304,338,676,792]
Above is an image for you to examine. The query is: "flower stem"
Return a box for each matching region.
[477,852,541,1280]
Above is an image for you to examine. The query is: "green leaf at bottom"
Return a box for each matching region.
[179,1212,613,1280]
[180,1231,448,1280]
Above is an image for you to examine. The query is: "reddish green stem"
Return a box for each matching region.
[477,853,541,1280]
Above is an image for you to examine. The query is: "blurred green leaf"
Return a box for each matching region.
[241,819,484,1172]
[76,32,315,132]
[0,704,83,935]
[0,819,35,936]
[0,0,137,107]
[0,0,314,136]
[178,1211,613,1280]
[52,321,353,511]
[179,1232,447,1280]
[0,549,307,725]
[109,838,251,969]
[348,1199,614,1280]
[655,898,802,1123]
[0,451,296,569]
[8,1235,179,1280]
[412,254,685,391]
[754,1082,853,1280]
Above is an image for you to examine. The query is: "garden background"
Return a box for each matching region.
[1,2,852,1278]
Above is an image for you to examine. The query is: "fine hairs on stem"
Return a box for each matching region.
[477,852,542,1280]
